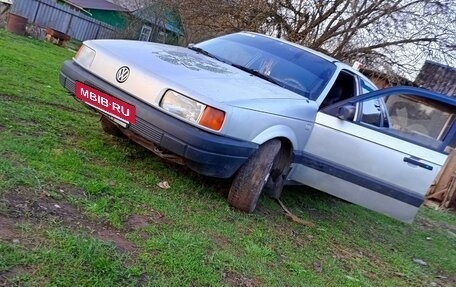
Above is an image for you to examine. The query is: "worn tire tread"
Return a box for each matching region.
[228,139,282,212]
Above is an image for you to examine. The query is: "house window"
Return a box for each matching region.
[156,30,166,43]
[139,25,152,42]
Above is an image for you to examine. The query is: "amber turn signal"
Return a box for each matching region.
[199,106,225,131]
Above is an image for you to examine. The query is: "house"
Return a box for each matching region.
[415,60,456,97]
[110,0,184,45]
[132,4,184,45]
[59,0,129,28]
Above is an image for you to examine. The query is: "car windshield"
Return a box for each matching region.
[194,32,337,98]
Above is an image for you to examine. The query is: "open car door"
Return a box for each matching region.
[289,86,456,222]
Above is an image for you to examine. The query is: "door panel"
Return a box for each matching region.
[290,165,422,223]
[290,113,443,222]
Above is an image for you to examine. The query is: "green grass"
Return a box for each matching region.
[0,29,455,287]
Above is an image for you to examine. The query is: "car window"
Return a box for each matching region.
[360,98,388,127]
[360,79,376,94]
[359,93,455,151]
[320,71,357,109]
[194,33,337,99]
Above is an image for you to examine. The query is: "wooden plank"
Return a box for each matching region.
[442,175,456,208]
[427,149,456,196]
[426,188,447,201]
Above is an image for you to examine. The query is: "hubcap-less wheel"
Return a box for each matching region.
[264,146,292,199]
[228,139,282,212]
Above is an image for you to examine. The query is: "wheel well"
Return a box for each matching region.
[273,137,293,176]
[277,137,293,155]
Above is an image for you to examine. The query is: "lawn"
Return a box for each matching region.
[0,29,455,287]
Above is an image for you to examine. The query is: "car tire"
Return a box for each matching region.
[100,116,123,137]
[264,144,292,199]
[228,139,282,212]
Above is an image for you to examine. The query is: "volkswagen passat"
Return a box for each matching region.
[60,32,456,222]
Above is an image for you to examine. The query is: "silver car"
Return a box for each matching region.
[59,32,456,223]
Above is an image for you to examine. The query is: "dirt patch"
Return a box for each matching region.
[62,184,86,198]
[0,216,21,242]
[433,273,456,287]
[124,212,168,232]
[211,233,230,248]
[222,270,261,287]
[0,94,16,102]
[95,228,135,252]
[418,218,456,240]
[1,187,135,252]
[330,243,392,280]
[0,265,36,286]
[125,215,151,231]
[418,218,437,230]
[271,225,313,248]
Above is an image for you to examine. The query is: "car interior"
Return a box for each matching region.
[320,71,357,109]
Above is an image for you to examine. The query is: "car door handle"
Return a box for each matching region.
[403,157,433,171]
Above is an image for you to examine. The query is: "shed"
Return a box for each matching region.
[415,60,456,97]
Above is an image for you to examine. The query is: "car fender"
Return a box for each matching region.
[251,125,298,149]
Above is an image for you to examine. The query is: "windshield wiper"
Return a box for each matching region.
[230,63,284,87]
[187,45,225,62]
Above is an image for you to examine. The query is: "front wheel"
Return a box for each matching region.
[228,139,282,212]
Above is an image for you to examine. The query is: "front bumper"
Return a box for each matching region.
[59,60,258,178]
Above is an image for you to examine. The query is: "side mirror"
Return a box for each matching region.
[337,104,356,121]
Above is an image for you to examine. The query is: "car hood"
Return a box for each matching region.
[86,40,306,107]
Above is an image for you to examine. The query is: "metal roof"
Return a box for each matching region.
[64,0,127,12]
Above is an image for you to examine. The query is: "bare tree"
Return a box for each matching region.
[169,0,455,78]
[272,0,456,76]
[169,0,272,44]
[111,0,455,78]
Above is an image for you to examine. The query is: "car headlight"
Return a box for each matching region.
[160,90,225,131]
[74,44,95,68]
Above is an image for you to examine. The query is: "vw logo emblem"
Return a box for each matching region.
[116,66,130,83]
